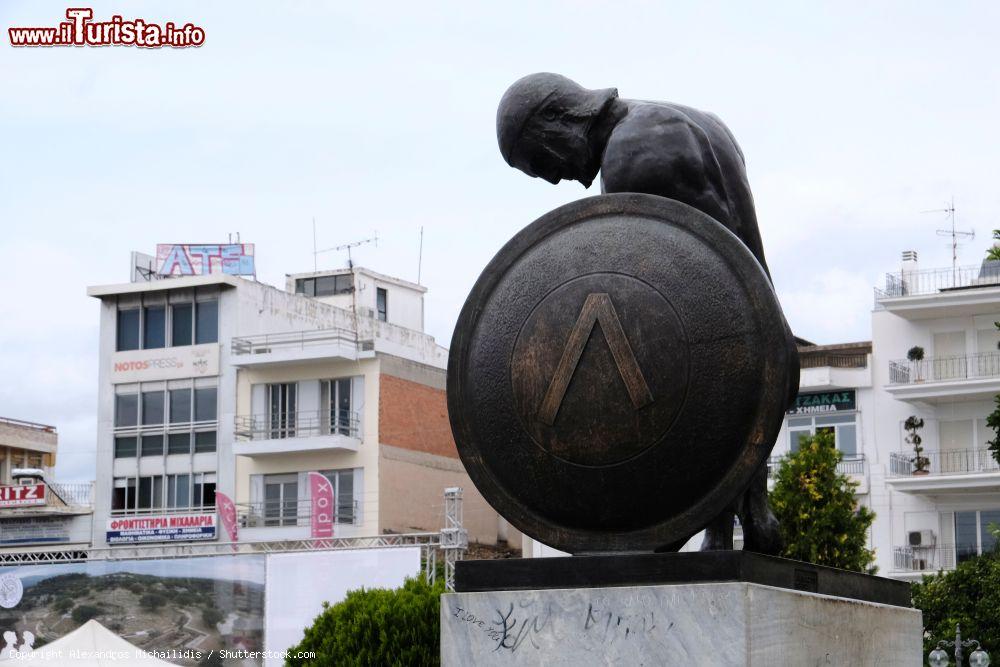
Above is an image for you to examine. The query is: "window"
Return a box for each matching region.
[117,310,140,351]
[141,391,165,425]
[135,475,163,510]
[955,509,1000,563]
[195,300,218,344]
[143,306,166,349]
[171,303,193,347]
[296,275,352,297]
[114,436,137,458]
[376,288,387,322]
[192,473,216,508]
[140,434,164,457]
[168,433,191,455]
[194,431,217,454]
[112,477,136,511]
[787,413,858,456]
[263,474,298,526]
[194,387,217,422]
[169,388,192,424]
[321,469,357,524]
[324,378,353,435]
[167,474,190,509]
[115,394,138,427]
[269,383,297,438]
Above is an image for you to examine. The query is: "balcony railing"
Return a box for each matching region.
[766,454,866,477]
[888,449,1000,477]
[892,545,987,572]
[234,409,360,441]
[237,499,359,528]
[799,352,868,369]
[875,262,1000,302]
[231,328,372,356]
[888,352,1000,385]
[48,482,93,507]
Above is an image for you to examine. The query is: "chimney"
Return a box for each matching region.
[901,250,918,269]
[900,250,918,295]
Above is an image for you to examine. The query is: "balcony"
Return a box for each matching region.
[892,545,967,575]
[886,352,1000,403]
[232,410,361,456]
[887,449,1000,494]
[230,328,375,367]
[237,499,360,541]
[798,349,871,390]
[766,454,868,493]
[0,480,93,517]
[874,262,1000,318]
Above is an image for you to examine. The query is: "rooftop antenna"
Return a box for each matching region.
[417,226,424,284]
[312,217,317,272]
[315,232,378,269]
[924,196,974,282]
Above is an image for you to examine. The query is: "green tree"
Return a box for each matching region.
[986,320,1000,465]
[987,230,1000,261]
[913,553,1000,663]
[286,576,444,667]
[770,431,876,573]
[139,593,166,611]
[201,605,223,628]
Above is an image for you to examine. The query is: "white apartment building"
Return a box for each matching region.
[87,255,516,551]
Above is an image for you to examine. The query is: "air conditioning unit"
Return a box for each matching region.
[909,530,936,547]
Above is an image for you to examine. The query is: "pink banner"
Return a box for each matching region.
[215,491,238,547]
[309,472,334,539]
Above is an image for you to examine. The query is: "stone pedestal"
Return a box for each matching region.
[441,582,922,666]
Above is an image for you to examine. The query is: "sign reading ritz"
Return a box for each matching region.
[787,390,857,416]
[0,484,46,508]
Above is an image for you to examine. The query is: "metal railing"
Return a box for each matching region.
[237,499,359,528]
[799,352,868,369]
[47,482,93,507]
[888,352,1000,384]
[888,449,1000,477]
[876,262,1000,301]
[231,327,370,355]
[892,545,985,572]
[110,504,216,517]
[766,454,866,477]
[112,419,218,436]
[234,409,360,440]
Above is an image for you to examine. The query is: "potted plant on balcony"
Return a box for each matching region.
[907,346,925,382]
[905,415,930,475]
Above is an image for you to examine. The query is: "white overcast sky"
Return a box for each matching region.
[2,2,1000,481]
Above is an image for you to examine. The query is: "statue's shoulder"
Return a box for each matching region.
[604,102,713,169]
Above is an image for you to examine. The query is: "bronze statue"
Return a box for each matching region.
[495,73,798,554]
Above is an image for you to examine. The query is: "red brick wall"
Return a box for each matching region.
[378,374,458,458]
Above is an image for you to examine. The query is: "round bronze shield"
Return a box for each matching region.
[447,193,795,553]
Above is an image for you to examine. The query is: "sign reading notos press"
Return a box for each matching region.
[0,484,46,508]
[110,343,219,383]
[787,390,857,416]
[106,513,217,544]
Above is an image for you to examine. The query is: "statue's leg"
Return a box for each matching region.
[737,463,782,555]
[700,510,734,551]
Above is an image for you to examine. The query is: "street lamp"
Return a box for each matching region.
[928,624,990,666]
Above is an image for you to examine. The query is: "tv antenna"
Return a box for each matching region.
[924,196,974,280]
[314,231,378,269]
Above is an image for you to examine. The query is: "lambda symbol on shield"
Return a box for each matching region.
[537,293,653,425]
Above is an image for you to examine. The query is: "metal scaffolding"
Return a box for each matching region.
[441,486,469,592]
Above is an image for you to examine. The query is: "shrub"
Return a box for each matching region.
[770,431,876,573]
[286,576,444,666]
[912,553,1000,663]
[201,606,224,627]
[71,604,102,625]
[139,593,166,611]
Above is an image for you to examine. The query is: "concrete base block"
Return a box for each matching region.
[441,582,922,666]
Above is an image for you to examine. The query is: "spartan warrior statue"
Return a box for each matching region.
[497,72,798,554]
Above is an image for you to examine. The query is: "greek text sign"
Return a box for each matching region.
[110,343,219,383]
[0,484,45,508]
[787,390,857,415]
[156,244,255,276]
[106,513,217,544]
